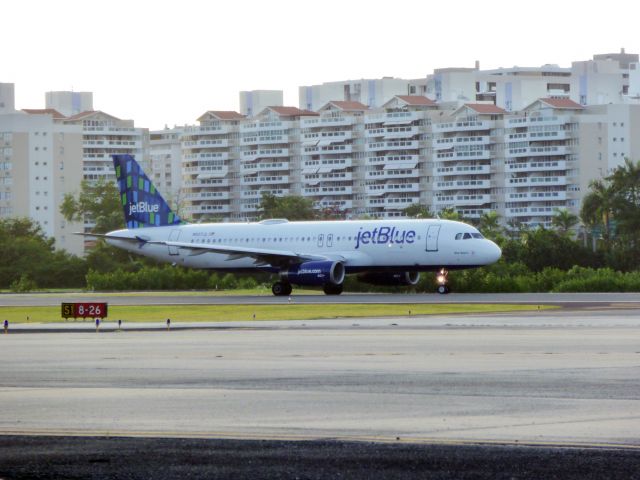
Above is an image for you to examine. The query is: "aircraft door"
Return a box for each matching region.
[168,229,181,256]
[327,234,333,247]
[426,225,441,252]
[317,234,324,247]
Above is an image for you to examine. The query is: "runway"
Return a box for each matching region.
[1,298,639,477]
[0,308,639,446]
[1,291,640,307]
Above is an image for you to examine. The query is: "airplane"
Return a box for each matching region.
[80,154,502,296]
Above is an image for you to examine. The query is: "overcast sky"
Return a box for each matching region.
[3,0,638,129]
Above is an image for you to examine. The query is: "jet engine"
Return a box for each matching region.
[283,261,345,286]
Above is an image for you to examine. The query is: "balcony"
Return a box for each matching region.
[182,139,230,148]
[366,154,420,166]
[183,166,228,178]
[435,179,491,191]
[508,176,567,187]
[240,175,289,186]
[506,160,567,172]
[435,150,491,161]
[300,116,355,128]
[185,191,230,201]
[366,197,417,208]
[506,206,560,217]
[434,194,491,206]
[241,148,289,160]
[186,204,231,214]
[506,145,572,158]
[366,183,420,196]
[507,191,567,202]
[432,120,494,133]
[433,135,491,150]
[303,185,353,196]
[240,162,290,173]
[366,169,420,180]
[184,124,234,135]
[366,140,420,152]
[435,165,491,176]
[242,189,290,198]
[506,116,573,128]
[183,152,230,161]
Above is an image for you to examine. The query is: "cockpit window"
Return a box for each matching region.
[463,232,472,239]
[455,233,463,240]
[472,233,484,239]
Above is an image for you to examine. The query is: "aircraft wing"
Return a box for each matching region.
[148,240,336,267]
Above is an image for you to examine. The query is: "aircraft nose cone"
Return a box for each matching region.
[488,240,502,263]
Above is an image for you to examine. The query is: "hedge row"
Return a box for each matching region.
[84,264,640,293]
[85,266,259,291]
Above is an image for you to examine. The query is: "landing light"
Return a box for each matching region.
[437,275,446,284]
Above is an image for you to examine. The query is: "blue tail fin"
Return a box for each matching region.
[112,154,183,229]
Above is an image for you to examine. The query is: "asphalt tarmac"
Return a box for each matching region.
[0,295,639,478]
[1,291,640,306]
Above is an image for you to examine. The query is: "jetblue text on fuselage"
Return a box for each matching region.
[128,202,160,215]
[355,226,416,249]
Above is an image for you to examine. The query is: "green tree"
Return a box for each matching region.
[609,158,640,235]
[0,217,87,288]
[258,193,317,221]
[551,208,579,237]
[403,204,433,219]
[478,211,505,244]
[60,178,123,233]
[580,178,615,246]
[438,207,462,221]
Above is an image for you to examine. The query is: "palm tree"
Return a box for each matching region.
[580,179,615,246]
[478,211,504,242]
[551,208,579,236]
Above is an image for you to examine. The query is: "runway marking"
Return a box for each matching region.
[0,428,638,450]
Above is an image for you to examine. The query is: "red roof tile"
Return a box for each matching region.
[22,108,66,119]
[464,103,506,114]
[395,95,437,106]
[268,106,318,117]
[329,101,368,111]
[539,98,584,109]
[198,110,245,121]
[64,110,121,122]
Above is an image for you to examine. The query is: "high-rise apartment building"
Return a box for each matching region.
[238,106,317,218]
[0,109,85,254]
[299,78,410,112]
[181,111,244,221]
[46,91,93,117]
[239,90,283,117]
[300,101,366,215]
[150,127,184,208]
[0,83,16,114]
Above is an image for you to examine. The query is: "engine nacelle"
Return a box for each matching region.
[283,261,345,286]
[358,271,420,286]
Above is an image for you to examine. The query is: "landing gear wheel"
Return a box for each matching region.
[323,283,343,295]
[437,284,450,294]
[272,281,292,296]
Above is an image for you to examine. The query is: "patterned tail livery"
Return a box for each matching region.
[112,154,182,229]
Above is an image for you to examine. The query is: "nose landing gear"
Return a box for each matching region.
[436,268,450,294]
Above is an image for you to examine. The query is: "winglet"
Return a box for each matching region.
[112,154,183,229]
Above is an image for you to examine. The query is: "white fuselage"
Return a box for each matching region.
[106,219,501,273]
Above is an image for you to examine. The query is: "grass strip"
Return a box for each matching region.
[0,304,555,324]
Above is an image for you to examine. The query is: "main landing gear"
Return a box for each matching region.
[323,283,343,295]
[271,281,292,296]
[271,281,344,296]
[436,268,450,294]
